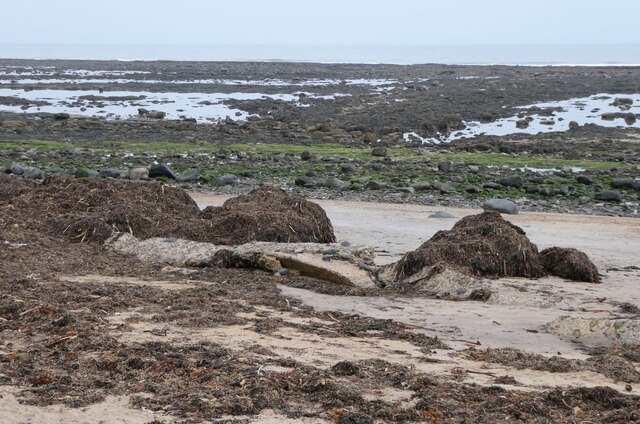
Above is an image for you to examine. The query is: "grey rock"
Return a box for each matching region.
[613,97,634,106]
[146,111,166,119]
[449,176,464,183]
[516,119,529,129]
[365,180,388,190]
[526,185,539,194]
[437,161,452,172]
[568,121,580,130]
[300,150,320,161]
[295,175,317,187]
[5,162,25,175]
[429,211,456,219]
[323,177,348,190]
[24,168,45,179]
[576,175,593,185]
[601,112,615,121]
[483,182,501,190]
[398,186,415,195]
[149,163,178,180]
[439,183,455,194]
[611,178,635,189]
[596,190,621,201]
[411,182,431,191]
[341,163,356,173]
[482,198,519,215]
[75,168,99,178]
[129,167,149,180]
[499,175,524,188]
[624,113,637,125]
[176,169,199,183]
[463,184,481,193]
[53,112,70,120]
[371,146,388,157]
[99,168,122,179]
[214,174,239,186]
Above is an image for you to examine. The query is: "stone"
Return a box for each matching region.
[411,182,431,191]
[482,198,519,215]
[483,182,501,190]
[129,167,149,180]
[463,184,481,193]
[149,163,178,180]
[596,190,621,201]
[176,169,199,183]
[437,161,452,172]
[398,186,415,195]
[624,113,637,125]
[295,176,317,187]
[601,112,615,121]
[323,177,348,190]
[99,168,122,179]
[75,168,99,178]
[214,174,239,186]
[300,150,320,161]
[5,162,25,175]
[365,180,388,190]
[24,168,45,179]
[611,178,635,189]
[568,121,580,130]
[146,111,166,119]
[341,163,356,173]
[363,132,378,143]
[516,119,529,129]
[526,185,539,194]
[499,175,524,188]
[371,146,388,157]
[53,112,70,120]
[613,97,634,106]
[576,175,593,185]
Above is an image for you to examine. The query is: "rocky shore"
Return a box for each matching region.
[1,59,640,217]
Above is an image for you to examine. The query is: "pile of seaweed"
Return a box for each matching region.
[0,176,335,245]
[381,211,599,284]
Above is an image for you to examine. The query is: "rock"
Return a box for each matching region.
[482,198,518,214]
[463,184,481,193]
[24,168,45,179]
[5,162,25,175]
[480,113,494,123]
[568,121,580,130]
[438,183,455,194]
[516,119,529,129]
[624,113,637,125]
[483,182,501,190]
[499,175,524,188]
[412,182,431,191]
[613,97,634,107]
[596,190,621,201]
[300,150,320,161]
[149,163,178,180]
[176,169,199,183]
[437,161,452,172]
[295,176,317,187]
[129,167,149,180]
[1,120,27,131]
[429,211,456,219]
[146,111,166,119]
[398,186,415,195]
[601,112,615,121]
[324,177,348,190]
[363,132,378,143]
[341,163,356,173]
[365,180,388,190]
[526,186,539,194]
[214,174,239,186]
[558,185,576,196]
[53,112,70,120]
[371,146,388,157]
[75,168,99,178]
[138,108,149,116]
[611,178,635,189]
[99,168,122,179]
[576,175,593,185]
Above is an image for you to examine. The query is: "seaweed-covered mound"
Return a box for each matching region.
[201,186,336,244]
[385,211,545,283]
[541,247,600,283]
[1,176,335,245]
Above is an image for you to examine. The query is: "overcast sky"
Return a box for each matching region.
[2,0,639,46]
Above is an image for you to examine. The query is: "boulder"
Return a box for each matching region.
[5,162,25,175]
[568,121,580,130]
[483,182,501,190]
[99,168,122,179]
[75,168,99,178]
[624,113,637,125]
[499,175,524,188]
[129,167,149,180]
[295,176,317,187]
[323,177,348,190]
[611,178,635,189]
[576,175,593,185]
[300,150,320,161]
[371,146,388,157]
[365,180,388,190]
[482,198,518,215]
[341,163,356,173]
[437,161,452,172]
[24,168,45,179]
[516,119,529,129]
[177,169,199,183]
[596,190,620,202]
[601,112,615,121]
[149,163,178,180]
[214,174,239,186]
[146,111,166,119]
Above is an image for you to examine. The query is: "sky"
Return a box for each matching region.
[2,0,639,46]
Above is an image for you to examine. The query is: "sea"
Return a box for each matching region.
[1,43,639,66]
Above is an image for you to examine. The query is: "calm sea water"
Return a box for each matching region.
[1,44,639,65]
